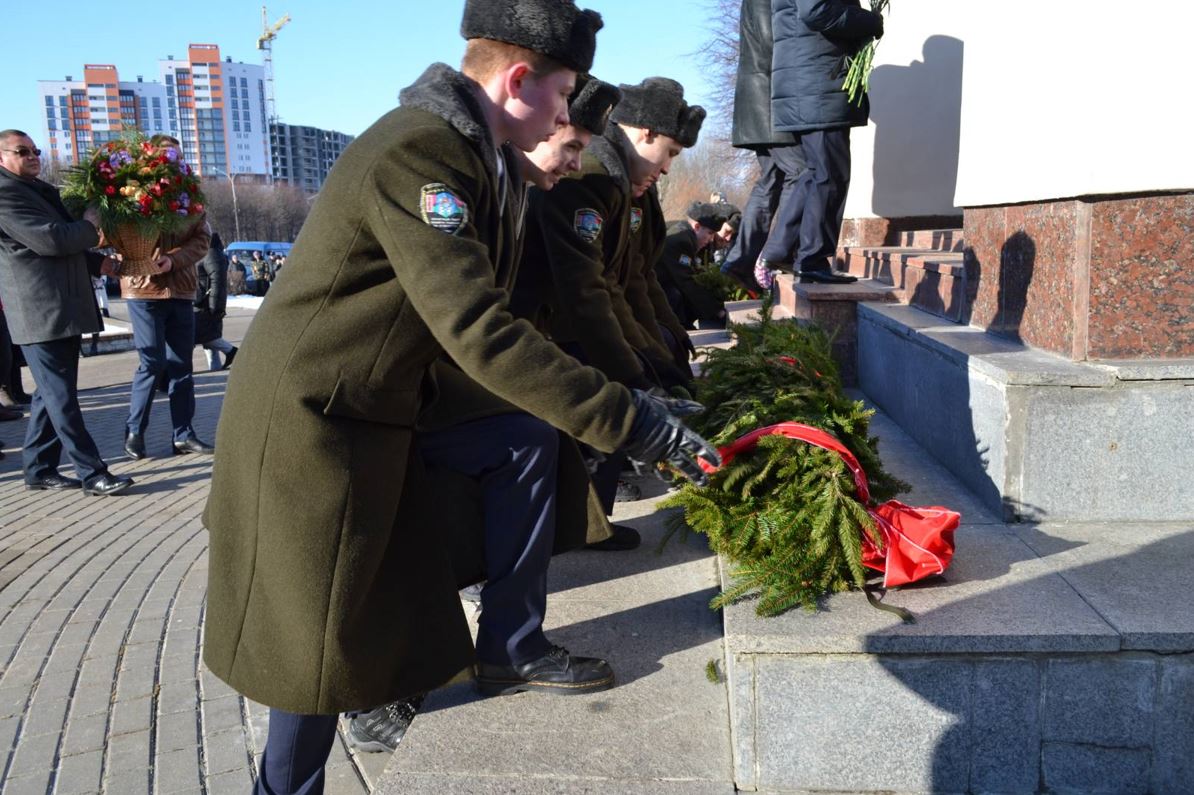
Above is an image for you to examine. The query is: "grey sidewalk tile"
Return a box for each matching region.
[107,727,151,765]
[21,695,69,737]
[156,709,201,753]
[54,747,104,794]
[0,684,31,718]
[158,680,199,715]
[375,773,738,794]
[201,694,245,733]
[1,771,54,795]
[155,746,202,793]
[206,768,254,795]
[8,729,63,778]
[68,683,113,718]
[204,727,253,776]
[61,710,108,756]
[103,764,151,794]
[110,695,153,735]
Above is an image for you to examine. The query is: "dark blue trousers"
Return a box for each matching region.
[125,298,197,442]
[722,146,804,278]
[255,412,560,795]
[21,336,107,482]
[760,129,853,271]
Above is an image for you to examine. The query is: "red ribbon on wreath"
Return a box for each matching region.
[700,422,959,588]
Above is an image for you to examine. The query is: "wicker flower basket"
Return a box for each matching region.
[108,224,161,278]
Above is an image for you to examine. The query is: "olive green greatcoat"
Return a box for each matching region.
[624,187,691,370]
[202,64,634,716]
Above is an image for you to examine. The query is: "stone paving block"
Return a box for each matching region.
[8,729,62,779]
[157,708,201,753]
[970,658,1040,792]
[1041,742,1150,795]
[201,669,238,702]
[1043,657,1157,747]
[158,680,199,715]
[323,762,367,794]
[155,746,202,793]
[22,695,69,737]
[69,683,113,718]
[375,773,738,794]
[1154,657,1194,794]
[727,652,756,789]
[202,694,245,733]
[54,748,104,794]
[0,684,30,718]
[0,714,19,754]
[1,771,53,795]
[111,695,153,735]
[205,727,253,776]
[753,655,971,793]
[108,727,151,765]
[104,764,152,794]
[206,768,254,795]
[61,710,108,756]
[158,651,197,685]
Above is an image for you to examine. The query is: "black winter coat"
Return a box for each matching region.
[771,0,882,133]
[193,245,228,344]
[732,0,798,149]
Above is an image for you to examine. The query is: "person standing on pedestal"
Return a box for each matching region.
[120,134,214,460]
[0,129,133,494]
[760,0,882,284]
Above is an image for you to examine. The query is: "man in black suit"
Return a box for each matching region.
[0,129,133,495]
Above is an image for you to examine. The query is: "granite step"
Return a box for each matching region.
[772,274,895,385]
[842,246,969,323]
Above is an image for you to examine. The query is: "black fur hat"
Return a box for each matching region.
[568,75,621,135]
[460,0,604,74]
[609,77,705,145]
[687,201,728,231]
[675,105,707,148]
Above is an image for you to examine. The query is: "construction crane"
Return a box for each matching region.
[257,6,291,126]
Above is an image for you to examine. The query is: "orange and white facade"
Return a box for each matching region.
[39,45,268,178]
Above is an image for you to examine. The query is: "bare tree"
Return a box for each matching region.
[201,180,312,242]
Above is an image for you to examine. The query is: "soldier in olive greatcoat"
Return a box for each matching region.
[202,2,718,792]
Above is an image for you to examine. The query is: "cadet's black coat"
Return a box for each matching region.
[514,125,653,389]
[203,64,634,715]
[658,221,725,326]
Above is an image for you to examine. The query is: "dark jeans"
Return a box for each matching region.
[126,298,197,442]
[760,129,852,272]
[254,412,561,795]
[722,145,805,277]
[21,336,107,481]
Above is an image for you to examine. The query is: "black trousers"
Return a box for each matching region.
[722,145,805,279]
[21,336,108,482]
[761,128,852,272]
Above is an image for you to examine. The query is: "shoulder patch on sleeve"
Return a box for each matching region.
[420,183,468,235]
[573,208,604,243]
[629,207,643,234]
[678,254,692,267]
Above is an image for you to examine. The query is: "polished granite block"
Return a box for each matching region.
[963,192,1194,360]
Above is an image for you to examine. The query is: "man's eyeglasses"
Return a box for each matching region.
[1,147,41,158]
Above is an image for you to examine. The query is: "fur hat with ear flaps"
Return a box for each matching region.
[568,75,621,136]
[609,77,706,146]
[460,0,604,74]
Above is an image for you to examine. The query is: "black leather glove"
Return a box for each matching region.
[872,11,884,39]
[644,387,704,417]
[624,389,720,487]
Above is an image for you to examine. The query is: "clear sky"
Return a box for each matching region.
[2,1,716,148]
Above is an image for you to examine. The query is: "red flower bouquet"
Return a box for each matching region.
[63,133,205,276]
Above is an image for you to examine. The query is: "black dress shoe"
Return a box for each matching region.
[475,645,614,697]
[799,269,858,284]
[220,346,238,370]
[124,431,146,460]
[25,473,84,491]
[82,472,134,497]
[0,405,22,422]
[585,523,642,552]
[173,436,215,455]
